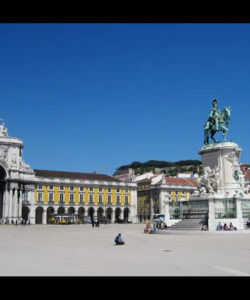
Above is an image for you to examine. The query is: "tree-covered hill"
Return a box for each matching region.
[114,160,203,176]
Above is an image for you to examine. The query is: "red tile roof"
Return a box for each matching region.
[152,176,198,187]
[34,169,120,182]
[165,177,198,187]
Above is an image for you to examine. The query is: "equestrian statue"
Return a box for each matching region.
[204,98,231,145]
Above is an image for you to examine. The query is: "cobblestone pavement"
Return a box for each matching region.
[1,224,250,276]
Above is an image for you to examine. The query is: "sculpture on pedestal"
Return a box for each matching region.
[198,165,220,196]
[0,119,8,137]
[204,99,231,145]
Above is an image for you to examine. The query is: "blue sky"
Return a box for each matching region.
[0,23,250,175]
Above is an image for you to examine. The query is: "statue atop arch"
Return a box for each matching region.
[204,99,231,145]
[0,118,8,137]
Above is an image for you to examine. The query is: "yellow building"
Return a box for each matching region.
[33,169,137,224]
[137,179,151,222]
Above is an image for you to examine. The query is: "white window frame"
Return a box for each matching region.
[49,193,54,203]
[59,193,64,203]
[89,194,94,203]
[38,192,43,203]
[79,193,84,203]
[70,193,74,203]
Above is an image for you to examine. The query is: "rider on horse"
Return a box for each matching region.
[203,98,231,145]
[204,98,221,132]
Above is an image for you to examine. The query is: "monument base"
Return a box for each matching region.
[207,197,245,231]
[172,197,250,231]
[198,142,246,198]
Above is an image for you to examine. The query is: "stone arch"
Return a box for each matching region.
[22,206,30,222]
[35,207,43,224]
[97,207,104,220]
[0,165,7,218]
[106,207,112,221]
[58,207,65,215]
[78,207,85,218]
[124,207,130,221]
[115,207,122,222]
[47,206,55,224]
[88,207,95,218]
[0,165,7,181]
[68,207,75,215]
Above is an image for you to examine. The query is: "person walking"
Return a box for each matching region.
[91,217,95,227]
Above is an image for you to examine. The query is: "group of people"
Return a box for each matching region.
[91,218,100,227]
[216,222,237,231]
[0,218,30,226]
[156,221,167,230]
[143,221,167,234]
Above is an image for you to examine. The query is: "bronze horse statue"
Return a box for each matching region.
[204,107,231,145]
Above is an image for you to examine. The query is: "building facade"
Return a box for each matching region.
[0,123,137,224]
[135,173,198,222]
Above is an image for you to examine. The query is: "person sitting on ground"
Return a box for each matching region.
[228,222,234,231]
[216,222,223,231]
[144,223,151,233]
[228,222,237,231]
[114,233,125,245]
[149,224,156,234]
[223,223,228,231]
[156,221,161,230]
[162,222,167,230]
[201,224,208,231]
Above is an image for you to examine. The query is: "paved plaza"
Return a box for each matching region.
[1,224,250,276]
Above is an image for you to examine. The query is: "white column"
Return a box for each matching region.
[208,197,215,231]
[164,200,171,227]
[13,188,18,220]
[42,209,47,225]
[29,206,35,225]
[111,210,115,223]
[150,190,154,220]
[18,189,23,219]
[3,189,9,219]
[29,189,36,224]
[130,189,138,223]
[159,190,165,215]
[236,198,244,230]
[8,188,13,219]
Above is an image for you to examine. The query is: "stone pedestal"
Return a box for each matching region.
[196,142,248,231]
[199,142,245,198]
